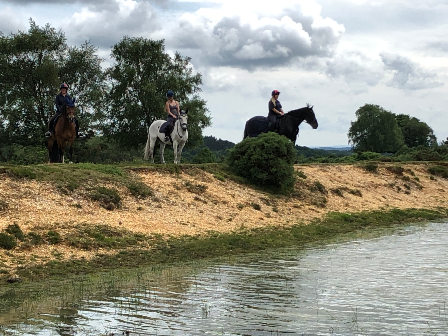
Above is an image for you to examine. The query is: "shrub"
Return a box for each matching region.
[127,182,153,199]
[0,199,7,212]
[184,181,208,194]
[5,223,24,241]
[428,165,448,179]
[226,132,296,194]
[90,187,122,210]
[0,233,16,250]
[192,147,216,164]
[361,163,378,173]
[386,165,404,175]
[296,170,307,179]
[47,230,61,245]
[356,152,383,161]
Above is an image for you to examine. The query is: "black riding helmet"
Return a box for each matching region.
[60,83,69,90]
[166,90,174,97]
[271,90,280,96]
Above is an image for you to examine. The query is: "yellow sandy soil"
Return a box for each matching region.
[0,163,447,274]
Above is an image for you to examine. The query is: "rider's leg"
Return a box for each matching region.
[74,119,84,138]
[45,115,56,137]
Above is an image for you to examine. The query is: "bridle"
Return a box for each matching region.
[175,113,188,139]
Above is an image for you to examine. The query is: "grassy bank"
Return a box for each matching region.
[9,207,448,283]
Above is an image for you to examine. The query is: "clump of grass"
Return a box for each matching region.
[127,182,153,199]
[0,233,16,250]
[0,199,8,212]
[347,189,362,197]
[296,170,307,179]
[405,169,416,176]
[47,230,62,245]
[386,165,404,175]
[5,223,25,241]
[330,188,344,197]
[90,187,121,210]
[237,203,244,210]
[311,197,327,208]
[213,174,226,182]
[71,203,82,209]
[361,163,378,173]
[414,176,420,182]
[27,232,44,245]
[402,176,411,182]
[184,181,208,194]
[428,165,448,179]
[404,184,411,190]
[312,181,327,194]
[7,166,37,179]
[251,203,261,211]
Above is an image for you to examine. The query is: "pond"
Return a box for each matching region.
[1,222,447,335]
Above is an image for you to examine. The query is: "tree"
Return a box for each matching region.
[395,114,437,148]
[348,104,404,153]
[0,20,106,145]
[105,37,211,148]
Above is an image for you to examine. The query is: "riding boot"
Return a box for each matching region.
[75,119,85,138]
[164,130,170,142]
[46,117,55,137]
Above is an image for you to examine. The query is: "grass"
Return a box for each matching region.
[8,207,447,282]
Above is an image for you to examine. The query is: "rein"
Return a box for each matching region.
[175,116,187,139]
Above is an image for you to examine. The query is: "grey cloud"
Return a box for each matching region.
[426,41,448,52]
[325,52,384,93]
[0,11,26,34]
[172,6,344,69]
[67,1,161,49]
[381,53,443,90]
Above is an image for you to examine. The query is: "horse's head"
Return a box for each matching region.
[179,109,188,131]
[305,104,318,129]
[64,96,76,122]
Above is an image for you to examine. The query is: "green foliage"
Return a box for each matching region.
[6,166,37,179]
[227,132,296,194]
[296,170,307,179]
[5,223,25,241]
[356,151,383,161]
[428,165,448,179]
[27,232,44,245]
[386,165,405,175]
[361,163,378,173]
[192,147,216,164]
[90,187,122,210]
[312,181,327,194]
[348,104,404,153]
[184,181,208,194]
[105,37,211,148]
[127,182,153,199]
[395,114,437,148]
[47,230,61,245]
[0,145,47,164]
[0,233,16,250]
[0,20,105,145]
[251,203,261,211]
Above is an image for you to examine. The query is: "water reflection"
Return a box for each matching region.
[1,222,447,335]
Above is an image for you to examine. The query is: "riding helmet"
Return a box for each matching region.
[166,90,174,97]
[60,83,69,90]
[271,90,280,96]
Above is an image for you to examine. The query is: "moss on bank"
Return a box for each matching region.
[8,207,448,283]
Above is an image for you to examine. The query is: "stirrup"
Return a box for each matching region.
[77,132,85,139]
[45,131,51,138]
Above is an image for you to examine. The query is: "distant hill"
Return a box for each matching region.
[313,146,352,151]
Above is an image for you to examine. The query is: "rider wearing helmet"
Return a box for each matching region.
[268,90,284,131]
[164,90,180,142]
[45,83,84,138]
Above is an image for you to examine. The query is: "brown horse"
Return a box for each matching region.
[47,97,77,163]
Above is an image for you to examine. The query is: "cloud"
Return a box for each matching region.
[0,7,27,34]
[381,53,443,90]
[170,0,344,69]
[325,51,384,93]
[64,0,161,48]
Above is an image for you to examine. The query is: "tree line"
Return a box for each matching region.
[0,20,211,151]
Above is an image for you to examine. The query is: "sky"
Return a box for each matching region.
[0,0,447,147]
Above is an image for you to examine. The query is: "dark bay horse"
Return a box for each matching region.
[47,97,77,163]
[243,104,318,144]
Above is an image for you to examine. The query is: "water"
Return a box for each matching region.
[1,222,448,335]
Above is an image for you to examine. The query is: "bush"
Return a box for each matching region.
[0,199,8,211]
[226,132,296,194]
[90,187,122,210]
[5,223,24,241]
[47,230,62,244]
[356,152,383,161]
[428,165,448,179]
[0,233,16,250]
[192,147,216,164]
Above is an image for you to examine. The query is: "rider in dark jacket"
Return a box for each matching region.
[45,83,84,138]
[268,89,284,131]
[164,90,180,142]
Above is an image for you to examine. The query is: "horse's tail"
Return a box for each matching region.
[143,126,151,160]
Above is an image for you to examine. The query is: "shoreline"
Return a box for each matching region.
[0,162,447,282]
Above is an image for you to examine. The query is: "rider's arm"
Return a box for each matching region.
[269,100,282,115]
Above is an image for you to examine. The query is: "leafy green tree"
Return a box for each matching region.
[0,20,106,145]
[227,132,297,194]
[395,114,437,148]
[348,104,404,153]
[192,147,216,163]
[105,37,211,148]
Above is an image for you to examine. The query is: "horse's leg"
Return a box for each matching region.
[173,141,179,164]
[177,141,186,164]
[149,136,157,163]
[47,137,54,163]
[68,139,74,163]
[159,142,166,164]
[57,139,65,164]
[144,132,151,161]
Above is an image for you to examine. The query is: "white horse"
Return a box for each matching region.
[144,110,188,164]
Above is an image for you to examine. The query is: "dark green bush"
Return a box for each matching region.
[5,223,24,241]
[90,187,122,210]
[428,165,448,179]
[356,152,383,161]
[361,163,378,173]
[0,233,16,250]
[226,132,296,194]
[0,199,7,211]
[386,165,404,175]
[47,230,61,245]
[127,182,153,199]
[192,147,216,164]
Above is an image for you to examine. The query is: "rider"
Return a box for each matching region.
[268,89,284,131]
[45,83,84,138]
[164,90,180,142]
